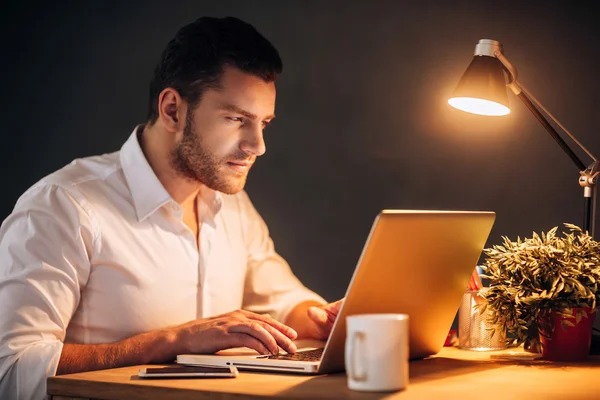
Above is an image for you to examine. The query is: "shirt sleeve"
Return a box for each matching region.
[0,184,94,400]
[238,192,326,323]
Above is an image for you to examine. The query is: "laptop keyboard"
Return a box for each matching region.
[267,348,324,362]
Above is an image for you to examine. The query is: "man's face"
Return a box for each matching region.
[171,67,276,194]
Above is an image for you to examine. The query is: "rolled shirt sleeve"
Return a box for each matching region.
[0,184,94,399]
[238,192,326,323]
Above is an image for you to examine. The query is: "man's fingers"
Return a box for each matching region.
[324,299,343,316]
[307,306,336,340]
[307,306,329,324]
[241,310,298,340]
[319,299,343,323]
[227,333,271,355]
[228,322,280,354]
[309,300,342,325]
[257,321,297,354]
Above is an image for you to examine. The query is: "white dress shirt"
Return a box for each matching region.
[0,127,325,399]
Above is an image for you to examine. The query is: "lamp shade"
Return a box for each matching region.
[448,55,510,116]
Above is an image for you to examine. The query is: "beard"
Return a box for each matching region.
[170,110,250,194]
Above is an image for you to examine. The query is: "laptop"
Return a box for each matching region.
[177,209,496,374]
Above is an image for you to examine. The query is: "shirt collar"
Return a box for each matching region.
[120,125,223,222]
[120,126,172,221]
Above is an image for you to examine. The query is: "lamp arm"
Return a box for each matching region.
[518,83,600,238]
[494,51,597,166]
[513,86,587,171]
[516,88,600,237]
[590,185,598,239]
[494,51,600,237]
[494,51,520,94]
[519,84,597,163]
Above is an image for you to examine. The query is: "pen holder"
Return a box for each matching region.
[458,290,506,351]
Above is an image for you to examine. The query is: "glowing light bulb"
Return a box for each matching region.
[448,97,510,116]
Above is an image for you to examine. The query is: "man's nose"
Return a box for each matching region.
[240,124,266,157]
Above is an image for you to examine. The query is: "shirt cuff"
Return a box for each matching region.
[0,340,63,400]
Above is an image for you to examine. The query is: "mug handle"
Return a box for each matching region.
[348,331,367,382]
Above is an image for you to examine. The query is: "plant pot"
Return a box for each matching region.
[539,307,597,362]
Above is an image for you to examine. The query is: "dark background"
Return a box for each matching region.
[3,1,600,327]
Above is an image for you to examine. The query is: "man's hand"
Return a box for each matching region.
[173,309,298,355]
[285,299,344,340]
[58,309,297,375]
[306,299,343,340]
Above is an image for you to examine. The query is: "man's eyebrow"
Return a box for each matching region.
[219,104,275,120]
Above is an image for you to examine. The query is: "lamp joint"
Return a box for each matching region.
[579,161,600,190]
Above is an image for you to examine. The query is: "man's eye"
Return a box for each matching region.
[262,121,271,128]
[226,117,243,123]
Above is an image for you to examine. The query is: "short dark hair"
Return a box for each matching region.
[146,16,283,124]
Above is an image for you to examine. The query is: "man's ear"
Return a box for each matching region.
[157,88,186,133]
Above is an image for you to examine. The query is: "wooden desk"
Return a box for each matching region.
[47,347,600,400]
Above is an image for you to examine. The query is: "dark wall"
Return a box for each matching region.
[3,1,600,308]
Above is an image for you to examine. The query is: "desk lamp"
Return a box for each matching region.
[448,39,599,238]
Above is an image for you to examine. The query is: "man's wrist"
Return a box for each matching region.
[147,327,182,363]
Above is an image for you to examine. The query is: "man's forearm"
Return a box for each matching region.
[57,328,178,375]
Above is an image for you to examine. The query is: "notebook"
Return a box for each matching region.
[177,209,496,374]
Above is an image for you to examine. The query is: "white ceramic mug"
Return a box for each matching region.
[345,313,409,392]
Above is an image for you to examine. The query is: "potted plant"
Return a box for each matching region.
[478,223,600,361]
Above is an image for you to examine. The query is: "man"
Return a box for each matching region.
[0,16,341,399]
